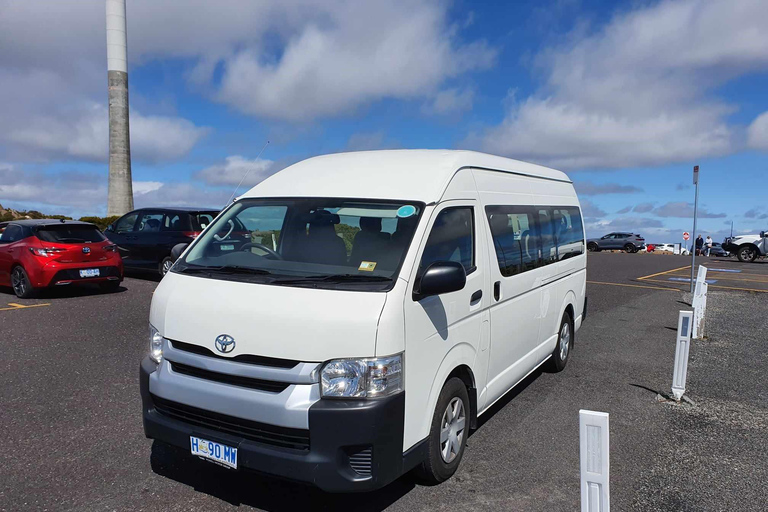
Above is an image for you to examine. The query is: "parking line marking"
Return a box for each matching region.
[664,273,768,284]
[708,268,742,273]
[668,277,718,284]
[587,281,682,292]
[642,279,768,293]
[0,303,51,311]
[636,265,691,281]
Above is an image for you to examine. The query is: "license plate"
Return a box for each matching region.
[220,244,234,251]
[190,436,238,469]
[79,269,100,278]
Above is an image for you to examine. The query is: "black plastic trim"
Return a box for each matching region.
[169,339,299,368]
[168,361,289,393]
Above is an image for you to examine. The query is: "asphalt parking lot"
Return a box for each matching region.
[1,253,767,511]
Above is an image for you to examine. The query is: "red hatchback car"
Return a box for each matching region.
[0,219,124,298]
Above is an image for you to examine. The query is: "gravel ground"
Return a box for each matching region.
[632,290,768,511]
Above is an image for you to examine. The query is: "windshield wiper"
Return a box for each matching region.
[55,237,86,243]
[178,265,273,276]
[274,274,392,284]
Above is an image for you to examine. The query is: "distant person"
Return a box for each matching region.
[695,234,704,256]
[705,235,713,256]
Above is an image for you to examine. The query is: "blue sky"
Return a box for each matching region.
[1,0,767,242]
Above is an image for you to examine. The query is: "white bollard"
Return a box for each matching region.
[692,266,708,339]
[580,410,610,512]
[672,310,693,400]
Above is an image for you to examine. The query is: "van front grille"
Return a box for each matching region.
[151,394,310,451]
[169,361,289,393]
[169,340,299,368]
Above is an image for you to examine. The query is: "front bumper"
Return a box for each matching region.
[721,243,738,254]
[140,357,418,492]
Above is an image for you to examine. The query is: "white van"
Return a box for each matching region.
[140,150,587,492]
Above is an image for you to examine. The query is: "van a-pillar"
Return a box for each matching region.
[106,0,134,217]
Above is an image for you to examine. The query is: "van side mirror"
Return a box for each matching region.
[171,243,189,261]
[414,261,466,300]
[761,231,766,238]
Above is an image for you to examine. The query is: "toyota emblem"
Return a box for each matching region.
[214,334,236,354]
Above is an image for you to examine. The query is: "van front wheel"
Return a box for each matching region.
[415,377,470,484]
[548,311,573,372]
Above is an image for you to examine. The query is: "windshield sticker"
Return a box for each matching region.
[396,205,417,218]
[358,261,377,272]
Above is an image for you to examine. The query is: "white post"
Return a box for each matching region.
[580,410,610,512]
[672,310,693,400]
[692,266,707,339]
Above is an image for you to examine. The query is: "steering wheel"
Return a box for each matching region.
[214,220,235,241]
[240,242,283,260]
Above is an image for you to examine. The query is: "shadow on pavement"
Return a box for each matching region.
[149,441,415,511]
[0,283,127,299]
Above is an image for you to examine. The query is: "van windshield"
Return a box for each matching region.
[175,198,423,290]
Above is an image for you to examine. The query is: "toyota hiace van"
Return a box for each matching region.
[140,150,587,491]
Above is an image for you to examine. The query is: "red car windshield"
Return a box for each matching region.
[36,225,106,244]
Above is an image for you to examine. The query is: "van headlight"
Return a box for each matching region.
[149,324,164,364]
[320,354,403,399]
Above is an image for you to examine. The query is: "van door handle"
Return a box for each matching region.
[494,281,500,301]
[470,290,482,303]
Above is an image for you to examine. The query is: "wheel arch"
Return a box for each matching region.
[422,343,478,440]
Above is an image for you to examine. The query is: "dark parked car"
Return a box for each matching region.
[586,232,646,253]
[105,207,219,276]
[708,242,729,257]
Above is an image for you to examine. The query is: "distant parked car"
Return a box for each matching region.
[0,219,123,298]
[708,242,729,257]
[105,207,219,276]
[586,232,646,253]
[655,243,676,253]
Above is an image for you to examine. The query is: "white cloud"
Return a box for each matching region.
[134,183,230,209]
[194,156,275,187]
[747,111,768,151]
[133,181,164,195]
[470,0,768,170]
[6,103,208,163]
[213,2,495,120]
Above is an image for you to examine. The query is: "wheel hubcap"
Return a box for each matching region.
[440,397,466,463]
[11,269,25,296]
[560,322,571,361]
[162,260,172,274]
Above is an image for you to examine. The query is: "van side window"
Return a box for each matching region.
[485,206,538,277]
[419,207,475,274]
[553,207,584,260]
[538,208,558,266]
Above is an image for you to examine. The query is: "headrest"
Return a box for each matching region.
[490,214,510,233]
[305,209,340,226]
[360,217,382,232]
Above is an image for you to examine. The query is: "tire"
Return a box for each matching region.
[624,243,636,253]
[587,242,599,252]
[99,280,121,292]
[159,257,174,276]
[415,377,470,484]
[736,245,757,263]
[547,311,573,372]
[10,266,37,299]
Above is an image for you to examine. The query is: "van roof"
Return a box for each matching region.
[241,150,571,203]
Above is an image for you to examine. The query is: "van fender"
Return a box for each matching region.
[422,342,478,437]
[552,291,577,350]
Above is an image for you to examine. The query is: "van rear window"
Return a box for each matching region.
[36,225,105,243]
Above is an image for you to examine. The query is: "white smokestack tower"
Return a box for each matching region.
[106,0,133,216]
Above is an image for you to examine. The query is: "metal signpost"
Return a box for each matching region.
[690,166,699,293]
[672,310,694,400]
[580,410,610,512]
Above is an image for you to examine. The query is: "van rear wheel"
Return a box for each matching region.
[548,311,573,372]
[415,377,470,484]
